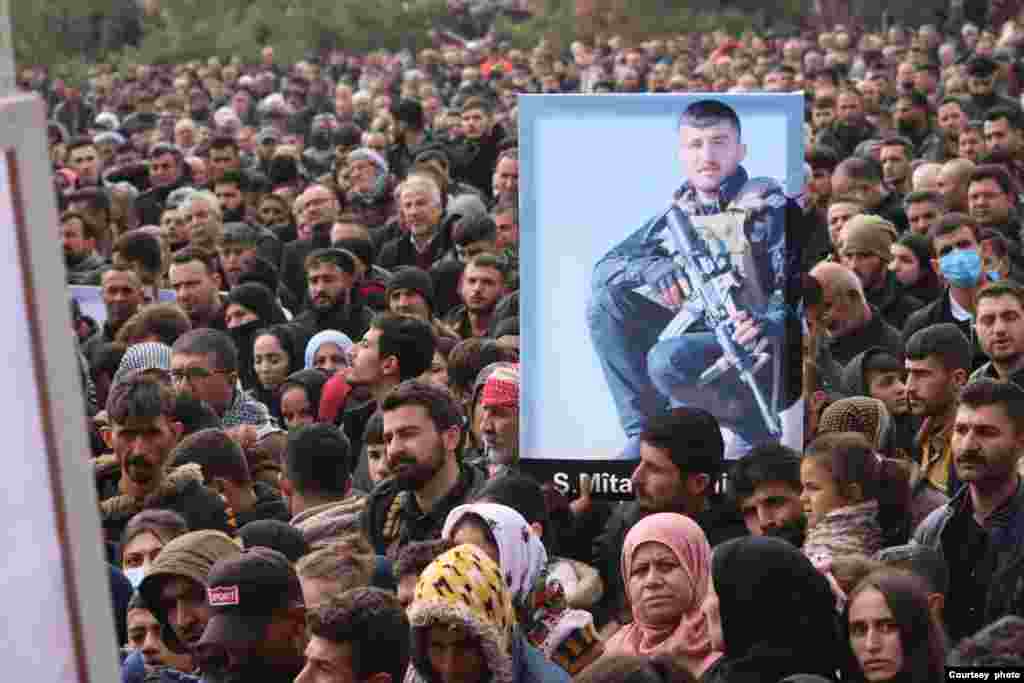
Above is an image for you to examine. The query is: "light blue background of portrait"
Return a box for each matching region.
[518,93,806,460]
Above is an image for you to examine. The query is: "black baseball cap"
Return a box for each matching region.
[197,547,303,648]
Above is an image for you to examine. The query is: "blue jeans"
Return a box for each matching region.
[586,279,674,442]
[647,333,777,444]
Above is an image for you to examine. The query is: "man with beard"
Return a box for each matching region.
[983,107,1024,194]
[136,143,190,227]
[815,88,878,159]
[840,214,922,330]
[82,266,145,366]
[879,137,914,198]
[362,380,486,559]
[281,424,367,547]
[904,190,944,236]
[290,248,373,349]
[61,210,107,285]
[388,99,432,181]
[451,97,506,202]
[967,165,1024,270]
[137,530,241,675]
[906,323,973,499]
[932,96,969,163]
[212,172,248,225]
[893,91,944,160]
[592,407,746,631]
[914,378,1024,641]
[339,312,436,472]
[959,121,987,164]
[809,261,905,367]
[444,252,507,340]
[99,374,232,545]
[207,136,245,187]
[728,443,806,546]
[473,362,521,478]
[964,55,1021,121]
[386,266,459,342]
[169,247,226,331]
[972,281,1024,388]
[193,548,308,683]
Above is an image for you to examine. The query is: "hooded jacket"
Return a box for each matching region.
[137,530,241,654]
[233,481,290,528]
[405,544,571,683]
[290,492,368,548]
[866,271,922,332]
[903,287,990,371]
[828,305,904,368]
[99,463,234,546]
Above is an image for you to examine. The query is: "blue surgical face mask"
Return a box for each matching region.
[988,270,1001,282]
[123,566,146,589]
[939,248,982,289]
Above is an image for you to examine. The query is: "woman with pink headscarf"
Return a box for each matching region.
[601,512,722,679]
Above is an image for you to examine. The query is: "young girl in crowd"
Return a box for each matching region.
[224,282,288,392]
[844,570,948,683]
[277,368,329,431]
[801,432,912,563]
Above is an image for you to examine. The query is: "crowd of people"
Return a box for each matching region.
[17,7,1024,682]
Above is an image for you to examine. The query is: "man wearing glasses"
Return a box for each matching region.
[170,328,276,430]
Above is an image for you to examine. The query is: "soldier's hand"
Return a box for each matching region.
[731,310,761,349]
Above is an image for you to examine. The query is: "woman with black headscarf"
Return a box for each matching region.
[700,536,845,683]
[224,282,287,391]
[251,324,303,423]
[278,367,330,431]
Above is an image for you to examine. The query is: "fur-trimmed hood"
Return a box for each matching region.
[100,462,206,523]
[289,494,367,548]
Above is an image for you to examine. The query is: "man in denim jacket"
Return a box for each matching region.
[587,99,795,457]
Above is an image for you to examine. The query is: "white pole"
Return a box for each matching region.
[0,0,14,95]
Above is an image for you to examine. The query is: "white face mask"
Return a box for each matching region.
[123,566,147,589]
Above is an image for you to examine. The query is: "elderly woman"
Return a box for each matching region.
[443,503,604,676]
[599,513,722,680]
[342,147,397,229]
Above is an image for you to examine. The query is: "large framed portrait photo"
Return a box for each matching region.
[518,93,806,497]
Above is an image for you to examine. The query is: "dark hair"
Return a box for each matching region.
[67,186,112,212]
[464,251,507,283]
[305,247,357,275]
[171,428,251,484]
[121,508,189,552]
[113,230,163,275]
[896,90,930,111]
[208,135,240,154]
[172,328,239,373]
[814,95,837,109]
[459,96,492,115]
[806,145,840,171]
[363,409,383,446]
[984,105,1024,130]
[804,432,911,541]
[969,164,1014,197]
[393,538,454,580]
[948,616,1024,667]
[332,236,375,269]
[380,380,462,434]
[237,256,280,294]
[171,245,219,275]
[728,443,802,501]
[285,423,354,497]
[307,588,410,682]
[977,279,1024,314]
[447,338,508,398]
[958,378,1024,434]
[574,655,698,683]
[116,303,192,347]
[238,519,310,563]
[453,214,498,247]
[905,323,972,372]
[875,544,949,595]
[92,342,128,379]
[903,189,943,210]
[836,157,883,183]
[213,170,244,192]
[928,212,977,246]
[149,142,183,163]
[678,99,742,138]
[373,313,436,381]
[639,407,725,477]
[979,229,1010,259]
[473,473,552,551]
[938,95,966,111]
[844,570,948,683]
[172,392,222,436]
[253,324,301,377]
[61,210,100,242]
[107,373,177,424]
[880,136,913,157]
[492,191,518,223]
[221,222,261,248]
[863,350,904,376]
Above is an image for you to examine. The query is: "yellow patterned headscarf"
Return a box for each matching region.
[409,544,517,683]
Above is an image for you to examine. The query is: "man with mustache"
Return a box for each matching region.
[386,265,459,342]
[362,380,486,559]
[906,323,973,499]
[914,378,1024,641]
[99,374,232,545]
[444,252,507,340]
[289,248,374,350]
[727,442,806,547]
